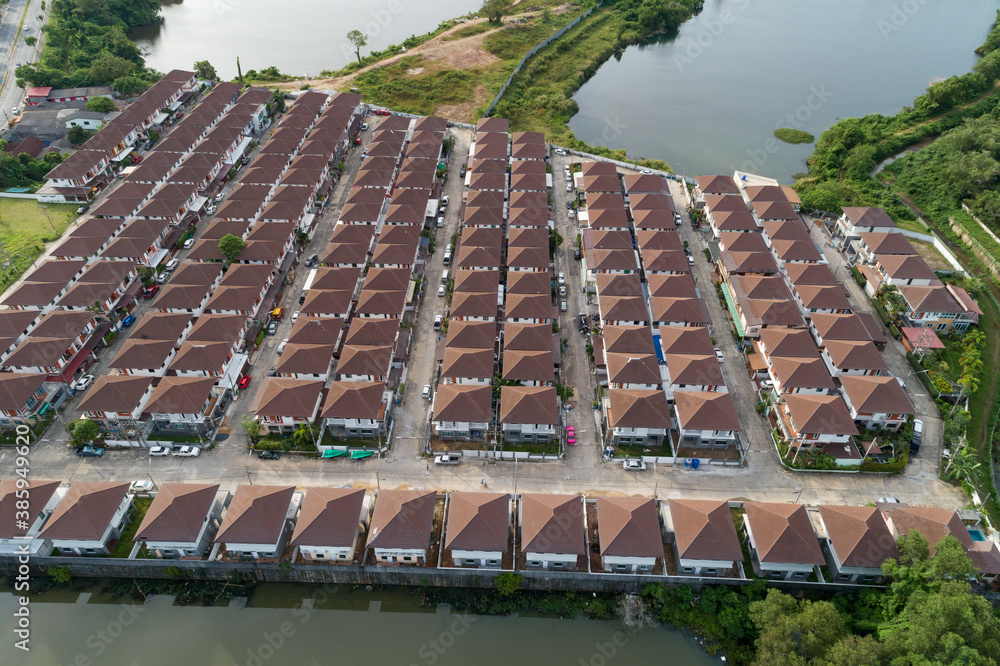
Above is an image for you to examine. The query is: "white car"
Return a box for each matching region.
[557,272,565,285]
[277,338,288,354]
[291,311,300,324]
[438,285,446,297]
[437,216,444,228]
[129,480,154,494]
[441,195,449,207]
[622,459,647,471]
[171,446,200,457]
[73,375,95,391]
[434,454,460,465]
[715,348,724,362]
[165,258,179,272]
[760,380,774,390]
[566,182,573,192]
[183,238,195,249]
[912,418,924,443]
[554,148,567,156]
[568,209,575,219]
[422,384,431,399]
[148,446,171,457]
[559,285,567,297]
[640,169,653,175]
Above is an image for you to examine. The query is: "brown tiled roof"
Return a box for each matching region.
[354,289,406,317]
[623,173,669,194]
[650,297,710,324]
[368,489,435,551]
[168,341,232,373]
[250,378,323,419]
[823,340,888,372]
[134,483,220,543]
[673,391,741,432]
[504,293,551,320]
[745,185,789,203]
[634,229,682,251]
[669,499,742,562]
[769,356,836,390]
[811,313,873,342]
[110,339,176,371]
[884,506,974,551]
[719,231,769,253]
[204,286,261,312]
[0,373,47,412]
[784,263,839,287]
[607,352,661,385]
[602,326,655,354]
[0,479,60,539]
[498,386,558,425]
[591,248,638,271]
[783,394,859,436]
[216,485,295,545]
[772,239,823,263]
[818,505,899,569]
[596,496,662,558]
[630,209,676,230]
[145,376,215,415]
[446,321,497,350]
[335,344,391,377]
[442,347,495,381]
[433,384,492,423]
[276,343,336,375]
[762,219,811,241]
[859,232,915,255]
[506,246,550,270]
[291,487,366,548]
[898,285,962,315]
[504,271,548,295]
[657,326,713,355]
[640,249,687,273]
[720,251,779,275]
[313,267,362,291]
[185,314,244,344]
[696,175,739,195]
[343,318,397,347]
[590,229,633,250]
[665,354,723,386]
[288,317,343,346]
[839,375,914,415]
[445,492,510,552]
[78,376,151,413]
[704,194,748,213]
[877,254,937,281]
[321,381,386,419]
[502,349,554,383]
[453,269,500,294]
[842,207,895,229]
[40,482,130,541]
[743,502,824,566]
[601,295,649,323]
[753,200,799,221]
[520,494,585,555]
[502,322,551,352]
[607,389,671,429]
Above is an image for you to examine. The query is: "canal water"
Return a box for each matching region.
[569,0,1000,182]
[131,0,483,80]
[0,583,721,665]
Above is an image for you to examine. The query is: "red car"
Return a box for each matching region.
[238,375,251,389]
[143,285,159,299]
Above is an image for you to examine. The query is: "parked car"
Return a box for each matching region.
[76,446,103,457]
[238,375,251,389]
[258,450,281,460]
[760,380,774,390]
[148,446,171,457]
[422,384,431,399]
[267,320,278,335]
[144,285,159,299]
[291,311,300,324]
[622,459,646,471]
[912,418,924,443]
[434,454,460,465]
[559,285,567,297]
[438,285,446,297]
[76,204,90,215]
[155,272,168,284]
[640,169,653,175]
[214,192,226,203]
[165,258,179,272]
[437,216,444,228]
[433,314,442,330]
[129,480,154,494]
[560,300,567,312]
[715,348,724,362]
[441,195,449,207]
[183,238,195,249]
[73,375,95,391]
[566,182,573,192]
[574,249,581,260]
[277,338,288,354]
[267,366,277,377]
[557,272,565,285]
[171,446,200,457]
[360,122,369,131]
[121,315,136,328]
[554,148,567,156]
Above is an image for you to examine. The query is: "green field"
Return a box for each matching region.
[0,199,79,292]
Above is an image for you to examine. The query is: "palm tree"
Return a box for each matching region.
[291,424,317,449]
[945,446,981,485]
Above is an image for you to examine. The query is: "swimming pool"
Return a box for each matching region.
[968,529,985,541]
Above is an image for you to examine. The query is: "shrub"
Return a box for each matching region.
[494,572,523,596]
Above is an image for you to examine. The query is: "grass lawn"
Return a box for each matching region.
[894,217,931,233]
[109,497,152,559]
[0,199,79,292]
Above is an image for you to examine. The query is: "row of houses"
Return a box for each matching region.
[247,112,450,439]
[570,162,742,452]
[4,479,998,584]
[427,120,564,445]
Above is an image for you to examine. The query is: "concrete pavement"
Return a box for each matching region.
[0,0,49,124]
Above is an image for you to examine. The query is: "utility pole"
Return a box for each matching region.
[40,206,57,235]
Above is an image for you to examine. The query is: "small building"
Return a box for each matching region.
[596,496,662,573]
[290,488,370,562]
[444,492,511,568]
[742,502,824,579]
[672,391,741,450]
[606,388,671,447]
[432,384,492,442]
[249,378,323,435]
[498,385,559,443]
[39,482,132,556]
[664,499,743,577]
[133,484,226,558]
[367,489,436,565]
[320,381,390,440]
[839,375,915,432]
[215,485,298,560]
[519,493,585,571]
[815,505,899,583]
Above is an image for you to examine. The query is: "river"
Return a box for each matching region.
[569,0,1000,182]
[131,0,482,80]
[0,583,720,665]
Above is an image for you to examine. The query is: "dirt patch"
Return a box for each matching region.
[909,239,953,271]
[436,85,493,124]
[407,67,425,76]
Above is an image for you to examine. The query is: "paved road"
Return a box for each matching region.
[0,0,49,124]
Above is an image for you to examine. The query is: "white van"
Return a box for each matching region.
[433,315,442,330]
[441,269,449,283]
[442,252,451,266]
[165,258,179,272]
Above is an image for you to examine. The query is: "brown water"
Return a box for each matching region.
[0,582,721,665]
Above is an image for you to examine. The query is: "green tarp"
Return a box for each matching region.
[322,449,347,458]
[350,450,374,459]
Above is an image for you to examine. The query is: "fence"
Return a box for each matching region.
[0,192,41,200]
[898,229,966,275]
[950,219,1000,282]
[482,3,602,118]
[429,449,561,461]
[0,555,883,595]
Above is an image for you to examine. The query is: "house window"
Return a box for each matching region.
[465,559,477,565]
[553,562,564,568]
[704,568,717,575]
[488,560,498,566]
[402,556,411,562]
[314,553,325,559]
[530,561,541,567]
[616,564,627,570]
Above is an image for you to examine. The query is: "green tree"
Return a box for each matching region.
[291,424,317,449]
[750,590,848,666]
[24,36,37,47]
[193,60,218,81]
[85,96,116,113]
[494,572,523,595]
[49,566,72,584]
[112,75,147,97]
[90,51,136,85]
[67,125,92,147]
[548,229,563,257]
[72,419,101,445]
[815,635,884,666]
[481,0,513,25]
[270,89,286,114]
[241,416,260,440]
[346,29,368,63]
[218,233,245,263]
